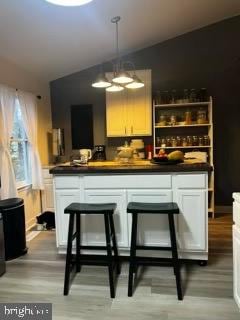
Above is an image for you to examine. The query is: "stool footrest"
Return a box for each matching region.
[79,245,108,250]
[70,254,118,266]
[136,245,172,251]
[133,256,178,266]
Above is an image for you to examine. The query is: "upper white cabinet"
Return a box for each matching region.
[106,69,152,137]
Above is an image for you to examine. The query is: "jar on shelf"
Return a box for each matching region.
[197,108,207,124]
[182,137,188,147]
[185,111,192,125]
[158,115,167,126]
[198,136,204,146]
[166,137,172,147]
[170,89,177,104]
[192,136,198,146]
[203,135,210,146]
[156,137,161,147]
[170,114,177,126]
[183,89,189,103]
[189,89,197,102]
[161,138,166,148]
[187,135,193,146]
[176,136,181,146]
[171,137,177,147]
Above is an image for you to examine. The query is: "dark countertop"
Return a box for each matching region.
[50,162,212,175]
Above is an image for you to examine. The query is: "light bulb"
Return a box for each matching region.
[44,0,93,6]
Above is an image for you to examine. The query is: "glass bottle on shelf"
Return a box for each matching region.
[170,114,177,126]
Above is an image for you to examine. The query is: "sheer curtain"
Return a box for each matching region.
[0,85,17,199]
[17,91,44,190]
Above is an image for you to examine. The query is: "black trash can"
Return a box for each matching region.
[0,198,28,260]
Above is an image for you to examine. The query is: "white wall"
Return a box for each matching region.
[0,55,52,229]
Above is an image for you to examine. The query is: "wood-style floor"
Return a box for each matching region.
[0,213,239,319]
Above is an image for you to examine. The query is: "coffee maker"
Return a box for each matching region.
[92,145,106,161]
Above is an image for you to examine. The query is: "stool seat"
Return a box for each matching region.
[127,202,179,214]
[64,203,117,214]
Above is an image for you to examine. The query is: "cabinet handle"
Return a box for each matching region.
[125,127,127,135]
[131,126,133,134]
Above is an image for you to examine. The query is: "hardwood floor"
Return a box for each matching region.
[0,213,239,319]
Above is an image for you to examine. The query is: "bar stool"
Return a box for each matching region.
[63,202,121,298]
[127,202,183,300]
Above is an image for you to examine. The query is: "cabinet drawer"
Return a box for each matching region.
[84,174,171,189]
[176,174,206,189]
[55,176,80,189]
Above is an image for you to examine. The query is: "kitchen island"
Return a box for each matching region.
[50,162,211,262]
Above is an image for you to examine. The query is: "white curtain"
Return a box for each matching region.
[17,91,44,190]
[0,85,17,199]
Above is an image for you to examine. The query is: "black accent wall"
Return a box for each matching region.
[50,15,240,206]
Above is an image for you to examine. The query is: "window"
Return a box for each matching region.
[10,99,30,188]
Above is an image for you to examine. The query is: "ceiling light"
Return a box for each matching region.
[92,16,144,91]
[125,74,145,89]
[44,0,93,6]
[106,84,124,92]
[92,74,111,88]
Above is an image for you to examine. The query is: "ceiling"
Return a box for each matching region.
[0,0,240,81]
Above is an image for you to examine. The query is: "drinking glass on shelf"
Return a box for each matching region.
[161,138,166,148]
[171,137,177,147]
[166,137,171,147]
[192,136,198,146]
[176,136,181,146]
[198,136,204,146]
[156,137,161,147]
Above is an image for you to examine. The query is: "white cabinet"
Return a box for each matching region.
[106,69,152,137]
[233,193,240,310]
[53,172,208,260]
[127,190,172,247]
[176,190,207,251]
[55,189,80,246]
[233,226,240,310]
[41,168,54,212]
[84,189,128,247]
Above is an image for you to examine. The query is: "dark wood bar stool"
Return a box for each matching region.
[127,202,183,300]
[63,202,121,298]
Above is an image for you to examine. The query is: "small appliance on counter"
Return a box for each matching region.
[116,141,134,163]
[92,145,106,161]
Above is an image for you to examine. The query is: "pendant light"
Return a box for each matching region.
[92,16,144,91]
[44,0,93,6]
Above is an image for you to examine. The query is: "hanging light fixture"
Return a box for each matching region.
[44,0,93,6]
[92,16,144,91]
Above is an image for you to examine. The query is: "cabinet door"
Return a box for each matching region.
[84,190,128,247]
[233,225,240,310]
[127,190,172,246]
[55,190,80,247]
[176,190,207,251]
[41,180,54,211]
[106,89,127,137]
[127,70,152,136]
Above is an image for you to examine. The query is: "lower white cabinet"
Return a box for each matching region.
[176,190,207,251]
[127,190,172,247]
[55,189,80,246]
[53,173,208,260]
[233,226,240,310]
[41,168,54,212]
[83,190,128,247]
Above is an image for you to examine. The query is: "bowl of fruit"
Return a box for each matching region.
[151,149,184,165]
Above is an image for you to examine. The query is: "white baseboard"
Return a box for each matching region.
[215,205,232,214]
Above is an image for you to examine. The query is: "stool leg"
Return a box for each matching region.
[76,214,81,273]
[109,214,121,275]
[64,214,75,295]
[168,214,183,300]
[104,213,115,298]
[128,213,138,297]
